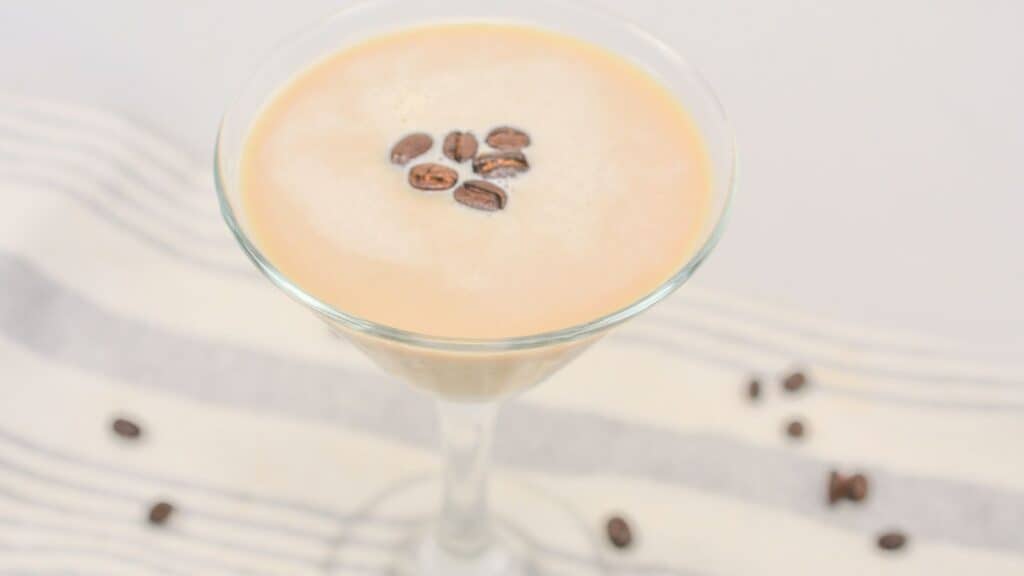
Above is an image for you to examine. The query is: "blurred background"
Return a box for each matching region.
[1,1,1022,575]
[3,0,1022,359]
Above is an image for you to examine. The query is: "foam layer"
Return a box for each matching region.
[242,24,712,339]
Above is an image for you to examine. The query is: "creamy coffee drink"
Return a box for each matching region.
[241,24,713,343]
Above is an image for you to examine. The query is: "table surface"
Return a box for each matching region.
[1,0,1022,360]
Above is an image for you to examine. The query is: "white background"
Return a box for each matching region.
[2,0,1022,360]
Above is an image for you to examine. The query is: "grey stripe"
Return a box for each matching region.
[0,130,228,245]
[0,567,142,576]
[642,312,1024,389]
[0,251,1022,556]
[0,451,395,549]
[0,119,205,224]
[0,426,405,528]
[614,331,1024,413]
[0,174,253,278]
[0,103,206,209]
[0,481,319,571]
[0,539,189,576]
[0,511,273,576]
[500,405,1024,554]
[671,295,946,357]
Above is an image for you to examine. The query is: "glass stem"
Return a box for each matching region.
[434,398,499,557]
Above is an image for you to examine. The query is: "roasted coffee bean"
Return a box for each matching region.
[605,516,633,549]
[148,501,175,526]
[408,163,459,190]
[443,131,479,163]
[782,370,808,393]
[747,378,762,401]
[828,470,848,505]
[390,133,433,165]
[485,126,531,150]
[785,418,806,439]
[112,418,142,439]
[877,531,908,551]
[848,474,870,502]
[473,151,529,178]
[828,470,870,505]
[454,180,507,212]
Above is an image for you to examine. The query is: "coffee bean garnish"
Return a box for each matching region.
[408,163,458,191]
[473,151,530,178]
[390,127,531,208]
[782,370,808,393]
[485,126,531,151]
[455,180,507,212]
[443,131,478,163]
[785,418,806,439]
[877,531,908,551]
[112,418,142,440]
[847,473,870,502]
[605,515,633,549]
[747,378,762,401]
[390,133,433,165]
[148,501,175,526]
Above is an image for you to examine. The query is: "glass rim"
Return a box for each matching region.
[214,0,737,353]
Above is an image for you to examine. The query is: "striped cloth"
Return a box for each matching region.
[0,95,1021,575]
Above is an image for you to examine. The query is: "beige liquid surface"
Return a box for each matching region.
[242,24,713,340]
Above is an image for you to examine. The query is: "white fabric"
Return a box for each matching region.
[0,97,1022,575]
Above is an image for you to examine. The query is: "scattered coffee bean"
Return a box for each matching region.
[390,133,433,165]
[747,378,761,401]
[473,151,530,178]
[828,470,871,505]
[485,126,531,150]
[877,531,908,551]
[828,470,848,505]
[455,180,507,212]
[605,515,633,549]
[148,501,175,526]
[443,131,479,163]
[785,418,806,439]
[848,474,870,502]
[782,370,808,393]
[112,418,142,440]
[408,163,459,191]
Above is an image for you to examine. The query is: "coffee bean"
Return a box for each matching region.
[747,378,761,401]
[782,370,808,393]
[828,470,870,505]
[848,474,870,502]
[486,126,531,150]
[148,501,175,526]
[877,531,908,551]
[828,470,848,505]
[112,418,142,439]
[390,133,433,165]
[473,151,529,178]
[455,180,507,212]
[605,515,633,549]
[785,418,806,439]
[443,131,478,163]
[408,163,458,191]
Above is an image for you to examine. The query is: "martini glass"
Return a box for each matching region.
[215,0,734,573]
